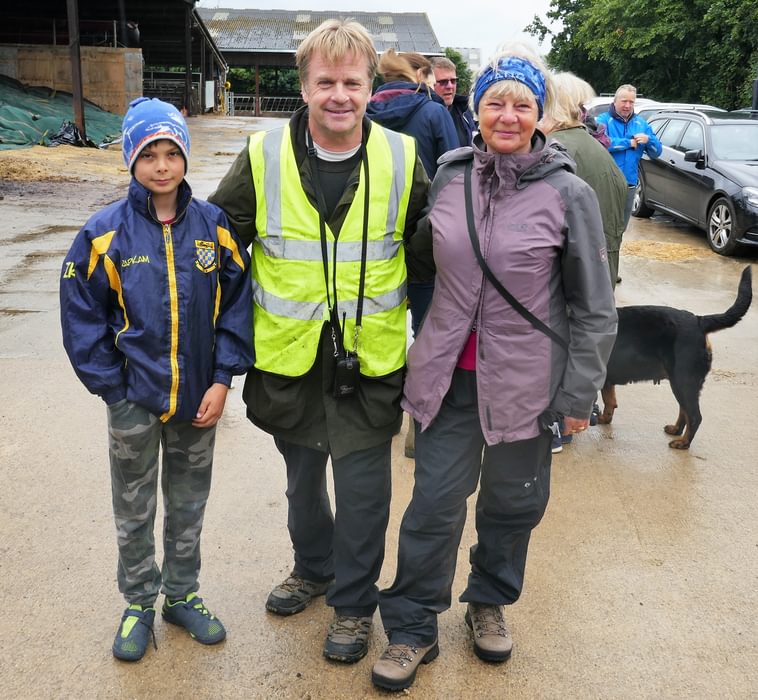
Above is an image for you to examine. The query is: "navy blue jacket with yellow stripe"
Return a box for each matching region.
[60,178,254,423]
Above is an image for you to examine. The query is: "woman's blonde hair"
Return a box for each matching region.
[377,49,434,87]
[296,19,378,84]
[377,48,417,83]
[542,71,597,131]
[402,52,434,85]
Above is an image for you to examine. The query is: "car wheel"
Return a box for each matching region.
[707,197,739,256]
[631,181,654,218]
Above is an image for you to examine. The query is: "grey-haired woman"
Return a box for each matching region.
[371,44,617,691]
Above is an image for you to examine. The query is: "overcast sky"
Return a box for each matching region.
[196,0,556,63]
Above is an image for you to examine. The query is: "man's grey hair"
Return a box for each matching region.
[615,83,637,98]
[431,56,456,73]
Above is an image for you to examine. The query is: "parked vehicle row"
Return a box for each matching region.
[631,109,758,256]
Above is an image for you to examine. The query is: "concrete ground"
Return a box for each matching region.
[1,115,757,699]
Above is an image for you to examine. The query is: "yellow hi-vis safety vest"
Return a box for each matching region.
[249,123,416,377]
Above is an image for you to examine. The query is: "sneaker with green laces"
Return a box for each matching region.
[112,604,156,661]
[162,592,226,645]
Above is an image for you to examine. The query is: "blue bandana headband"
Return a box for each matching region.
[473,56,547,119]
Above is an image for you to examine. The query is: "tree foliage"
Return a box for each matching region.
[443,47,474,95]
[227,67,300,95]
[526,0,758,109]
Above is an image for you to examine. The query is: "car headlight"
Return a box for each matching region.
[744,187,758,207]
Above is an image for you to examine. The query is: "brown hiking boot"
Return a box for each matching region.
[265,573,331,616]
[371,641,439,690]
[465,603,513,662]
[323,614,373,663]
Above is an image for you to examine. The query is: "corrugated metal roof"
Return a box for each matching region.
[196,8,443,54]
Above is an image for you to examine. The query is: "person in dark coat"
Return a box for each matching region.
[431,56,476,146]
[367,49,458,180]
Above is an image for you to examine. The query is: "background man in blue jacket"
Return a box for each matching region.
[597,84,662,231]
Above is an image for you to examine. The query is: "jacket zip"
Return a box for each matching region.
[160,221,180,422]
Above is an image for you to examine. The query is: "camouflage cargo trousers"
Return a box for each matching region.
[107,399,216,606]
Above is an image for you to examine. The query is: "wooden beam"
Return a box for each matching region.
[185,3,192,115]
[66,0,87,139]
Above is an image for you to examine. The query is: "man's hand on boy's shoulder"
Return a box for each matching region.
[192,382,230,429]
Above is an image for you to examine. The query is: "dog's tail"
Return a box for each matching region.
[699,265,752,335]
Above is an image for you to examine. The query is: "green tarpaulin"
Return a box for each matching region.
[0,75,122,150]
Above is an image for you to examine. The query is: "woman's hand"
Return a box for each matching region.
[563,416,590,435]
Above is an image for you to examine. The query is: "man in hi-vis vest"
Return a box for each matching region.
[209,19,429,664]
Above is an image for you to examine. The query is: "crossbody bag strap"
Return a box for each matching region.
[463,161,568,351]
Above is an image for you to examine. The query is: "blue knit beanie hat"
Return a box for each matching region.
[122,97,190,173]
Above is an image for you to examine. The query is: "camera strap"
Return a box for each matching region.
[463,161,568,351]
[308,129,369,356]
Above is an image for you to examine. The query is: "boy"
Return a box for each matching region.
[60,97,253,661]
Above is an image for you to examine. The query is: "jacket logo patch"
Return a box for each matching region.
[195,240,217,272]
[62,261,76,279]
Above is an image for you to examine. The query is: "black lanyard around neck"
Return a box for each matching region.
[307,130,370,354]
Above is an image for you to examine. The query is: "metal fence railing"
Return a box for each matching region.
[230,94,304,116]
[260,96,304,113]
[143,74,201,112]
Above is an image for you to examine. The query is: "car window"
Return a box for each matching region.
[648,118,667,136]
[710,124,758,160]
[658,119,688,148]
[679,122,704,153]
[588,103,610,117]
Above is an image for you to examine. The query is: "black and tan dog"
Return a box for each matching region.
[599,266,752,449]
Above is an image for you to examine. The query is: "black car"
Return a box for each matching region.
[632,109,758,255]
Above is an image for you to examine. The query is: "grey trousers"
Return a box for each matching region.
[379,369,552,646]
[274,438,392,617]
[107,399,215,606]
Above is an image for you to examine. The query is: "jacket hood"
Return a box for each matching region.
[367,82,439,130]
[468,130,576,188]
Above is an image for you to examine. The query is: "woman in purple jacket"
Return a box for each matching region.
[371,45,618,691]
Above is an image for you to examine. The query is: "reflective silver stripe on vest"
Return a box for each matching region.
[254,281,407,321]
[257,234,401,261]
[262,129,285,238]
[383,129,407,235]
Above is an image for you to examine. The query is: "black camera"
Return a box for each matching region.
[333,351,360,398]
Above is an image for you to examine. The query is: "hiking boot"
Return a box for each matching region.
[465,603,513,662]
[162,593,226,645]
[323,614,372,663]
[371,641,439,690]
[112,604,156,661]
[265,573,332,616]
